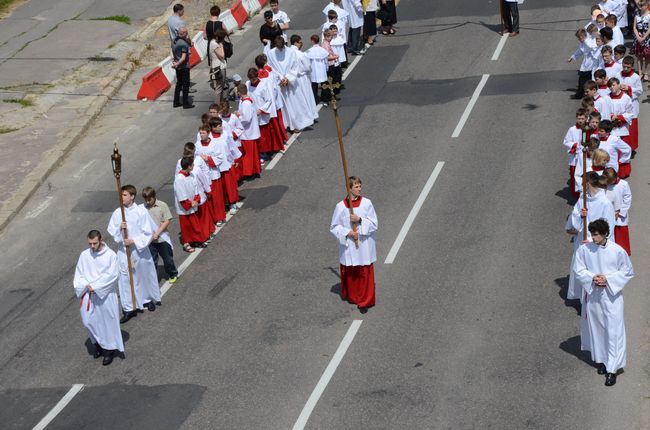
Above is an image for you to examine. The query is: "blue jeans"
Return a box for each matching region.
[149,241,178,278]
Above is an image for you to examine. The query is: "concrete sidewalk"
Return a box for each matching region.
[0,0,232,231]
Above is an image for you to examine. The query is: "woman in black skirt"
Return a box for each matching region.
[379,0,397,35]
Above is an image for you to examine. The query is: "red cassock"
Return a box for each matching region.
[221,169,239,204]
[258,124,273,153]
[210,179,227,222]
[629,118,638,151]
[240,139,261,176]
[197,203,214,240]
[268,116,286,152]
[179,213,204,244]
[340,264,376,308]
[618,162,631,178]
[276,109,288,140]
[614,225,631,255]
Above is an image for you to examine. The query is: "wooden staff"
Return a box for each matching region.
[111,144,137,309]
[581,127,588,241]
[322,78,360,248]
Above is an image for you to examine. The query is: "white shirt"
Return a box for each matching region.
[330,197,378,266]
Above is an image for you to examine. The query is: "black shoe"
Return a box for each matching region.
[173,102,182,108]
[183,104,195,109]
[119,311,137,324]
[93,345,104,359]
[146,302,156,312]
[605,373,617,386]
[102,351,114,366]
[156,301,162,306]
[631,150,637,159]
[597,364,607,375]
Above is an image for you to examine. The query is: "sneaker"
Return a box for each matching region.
[229,206,238,215]
[169,277,177,284]
[216,221,225,227]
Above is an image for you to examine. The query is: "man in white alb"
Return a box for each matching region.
[74,230,124,366]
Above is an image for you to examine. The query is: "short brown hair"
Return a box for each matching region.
[121,184,137,196]
[141,186,156,199]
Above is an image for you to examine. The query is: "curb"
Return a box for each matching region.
[0,6,175,232]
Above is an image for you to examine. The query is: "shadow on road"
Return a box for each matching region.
[559,335,597,369]
[554,276,581,315]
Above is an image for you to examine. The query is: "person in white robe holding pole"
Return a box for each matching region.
[107,185,161,323]
[330,176,378,311]
[574,219,634,386]
[266,36,316,133]
[74,230,124,366]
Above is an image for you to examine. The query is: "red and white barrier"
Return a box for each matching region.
[242,0,262,14]
[231,1,249,28]
[219,9,240,33]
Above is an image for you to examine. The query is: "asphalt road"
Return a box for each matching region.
[0,0,648,429]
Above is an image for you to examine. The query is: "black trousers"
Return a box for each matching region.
[174,68,190,106]
[576,70,592,98]
[149,241,178,278]
[348,27,362,53]
[502,1,519,33]
[312,82,320,103]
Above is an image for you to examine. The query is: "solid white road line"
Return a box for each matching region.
[32,384,84,430]
[491,34,508,61]
[292,320,363,430]
[451,74,489,138]
[160,200,244,297]
[342,54,363,80]
[265,131,301,170]
[384,162,445,264]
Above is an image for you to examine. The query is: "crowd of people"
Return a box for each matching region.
[72,0,397,366]
[562,2,640,387]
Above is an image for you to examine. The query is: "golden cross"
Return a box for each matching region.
[321,77,341,110]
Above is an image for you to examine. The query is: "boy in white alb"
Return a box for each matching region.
[598,119,632,174]
[619,56,642,152]
[236,83,262,177]
[330,176,378,310]
[107,185,161,322]
[585,79,612,120]
[305,34,329,103]
[603,167,632,256]
[563,108,588,200]
[568,28,598,99]
[574,219,633,387]
[606,78,634,149]
[174,157,203,252]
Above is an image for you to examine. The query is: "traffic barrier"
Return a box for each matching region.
[231,1,249,28]
[220,9,240,33]
[242,0,261,14]
[136,66,169,101]
[188,32,207,68]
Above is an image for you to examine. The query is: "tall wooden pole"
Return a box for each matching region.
[322,78,359,248]
[581,127,588,241]
[111,144,137,310]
